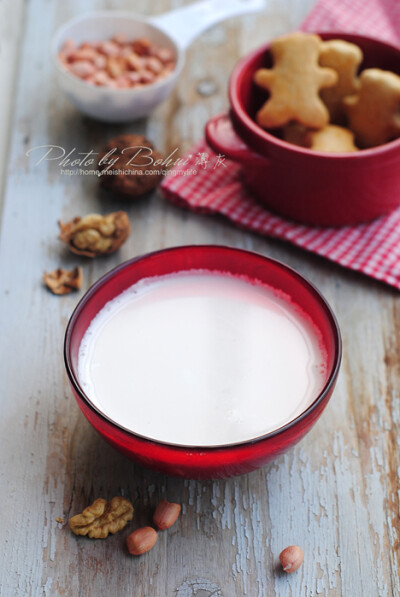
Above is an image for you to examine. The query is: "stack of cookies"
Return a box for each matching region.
[253,32,400,152]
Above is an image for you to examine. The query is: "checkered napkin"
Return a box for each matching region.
[161,0,400,291]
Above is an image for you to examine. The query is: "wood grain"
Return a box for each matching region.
[0,0,399,596]
[0,0,25,215]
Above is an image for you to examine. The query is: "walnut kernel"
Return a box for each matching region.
[43,267,83,295]
[59,211,130,257]
[69,497,134,539]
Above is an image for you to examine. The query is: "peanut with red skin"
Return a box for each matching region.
[279,545,304,573]
[153,500,181,530]
[59,36,175,88]
[126,527,158,556]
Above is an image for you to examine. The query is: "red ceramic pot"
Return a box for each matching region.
[205,33,400,226]
[64,245,341,479]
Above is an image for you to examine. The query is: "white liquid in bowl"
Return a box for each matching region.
[78,271,328,446]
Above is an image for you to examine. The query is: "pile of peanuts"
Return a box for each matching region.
[126,500,181,556]
[58,34,176,89]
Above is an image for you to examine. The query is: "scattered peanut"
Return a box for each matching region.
[153,500,181,530]
[279,545,304,573]
[59,35,176,89]
[126,527,158,556]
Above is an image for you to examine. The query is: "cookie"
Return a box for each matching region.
[304,125,358,152]
[319,39,363,124]
[253,32,337,129]
[98,134,164,198]
[343,68,400,147]
[282,123,308,147]
[283,123,358,152]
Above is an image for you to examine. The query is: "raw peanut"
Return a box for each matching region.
[120,46,133,58]
[279,545,304,573]
[69,60,96,79]
[156,47,175,64]
[71,48,98,62]
[153,500,181,530]
[159,63,175,78]
[126,527,158,556]
[132,37,151,56]
[61,38,77,57]
[59,35,176,88]
[126,72,141,86]
[93,54,107,70]
[126,52,143,71]
[145,57,163,75]
[107,57,125,79]
[100,41,120,57]
[92,71,111,86]
[115,76,131,89]
[112,33,129,45]
[158,66,174,79]
[81,41,101,50]
[140,70,155,84]
[58,54,69,68]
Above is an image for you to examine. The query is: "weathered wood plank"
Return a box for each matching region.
[0,0,25,214]
[0,0,399,596]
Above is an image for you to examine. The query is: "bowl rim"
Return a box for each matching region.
[51,10,184,95]
[229,30,400,159]
[64,244,342,451]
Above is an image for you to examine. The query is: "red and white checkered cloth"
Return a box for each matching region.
[161,0,400,291]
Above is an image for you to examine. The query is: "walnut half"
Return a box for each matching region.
[59,211,131,257]
[43,266,83,295]
[69,497,134,539]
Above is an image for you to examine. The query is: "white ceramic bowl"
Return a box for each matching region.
[51,1,265,122]
[51,11,183,122]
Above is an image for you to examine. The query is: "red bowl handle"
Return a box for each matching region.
[205,111,265,164]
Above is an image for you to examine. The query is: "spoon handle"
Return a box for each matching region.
[151,0,265,50]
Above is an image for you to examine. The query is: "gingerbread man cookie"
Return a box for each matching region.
[319,39,363,124]
[282,123,308,147]
[283,123,358,152]
[304,125,358,152]
[254,32,337,129]
[343,68,400,147]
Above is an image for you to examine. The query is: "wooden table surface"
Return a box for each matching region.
[1,1,399,596]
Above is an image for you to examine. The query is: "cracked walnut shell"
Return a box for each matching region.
[43,267,83,295]
[59,211,130,257]
[69,497,134,539]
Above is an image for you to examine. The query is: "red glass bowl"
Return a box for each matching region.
[206,32,400,226]
[64,245,341,479]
